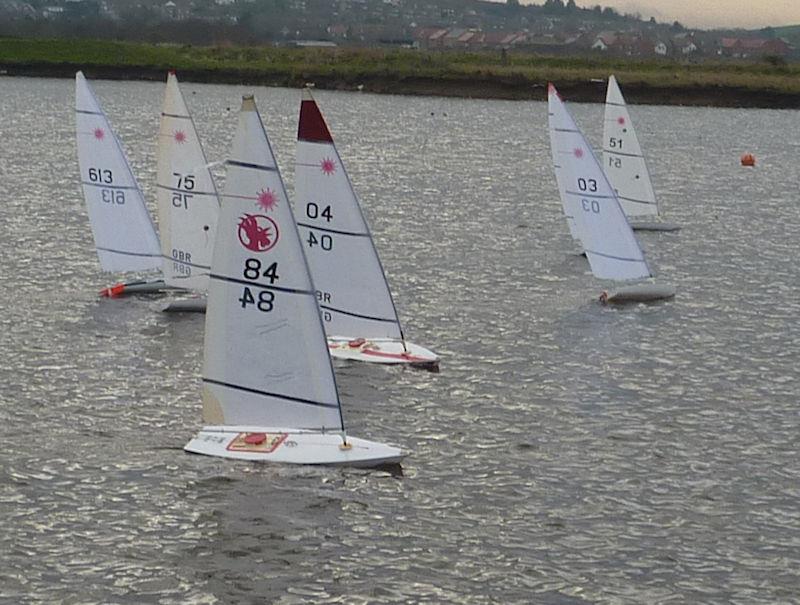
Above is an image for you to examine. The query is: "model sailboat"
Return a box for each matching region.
[184,95,403,466]
[75,71,164,296]
[602,75,679,232]
[294,89,439,368]
[156,72,220,312]
[548,83,675,304]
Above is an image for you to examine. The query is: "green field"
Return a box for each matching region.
[2,37,800,107]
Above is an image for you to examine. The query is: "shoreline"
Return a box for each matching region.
[4,58,800,109]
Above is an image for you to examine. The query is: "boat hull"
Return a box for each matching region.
[162,297,207,313]
[328,337,439,370]
[99,278,170,297]
[630,221,681,232]
[603,283,676,304]
[185,426,404,467]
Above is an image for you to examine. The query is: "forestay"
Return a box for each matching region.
[75,72,161,273]
[602,75,659,219]
[156,72,220,290]
[294,89,403,341]
[548,83,651,282]
[202,95,345,433]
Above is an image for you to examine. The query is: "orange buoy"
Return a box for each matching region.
[741,153,756,167]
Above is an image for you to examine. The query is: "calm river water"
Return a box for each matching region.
[1,76,799,604]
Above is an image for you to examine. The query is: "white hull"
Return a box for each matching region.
[631,221,681,233]
[185,426,404,467]
[162,297,207,313]
[602,283,676,304]
[99,278,169,297]
[327,337,439,369]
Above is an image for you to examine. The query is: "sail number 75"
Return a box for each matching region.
[239,258,279,312]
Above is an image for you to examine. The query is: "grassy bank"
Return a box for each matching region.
[3,37,800,107]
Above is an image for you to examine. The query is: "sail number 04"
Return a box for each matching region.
[305,203,334,250]
[239,258,279,313]
[307,232,333,251]
[306,202,332,222]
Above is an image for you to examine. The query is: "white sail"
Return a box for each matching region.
[74,72,161,273]
[548,99,582,243]
[548,83,652,282]
[294,89,403,341]
[201,95,344,432]
[602,75,659,219]
[156,72,220,290]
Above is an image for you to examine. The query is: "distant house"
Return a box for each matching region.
[719,37,791,58]
[672,33,699,56]
[327,24,348,38]
[162,0,177,19]
[293,40,337,47]
[591,31,616,51]
[42,5,64,18]
[415,27,448,48]
[526,34,571,54]
[654,41,668,56]
[482,31,526,49]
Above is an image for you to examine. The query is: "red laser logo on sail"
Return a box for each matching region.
[174,130,187,144]
[256,188,278,212]
[320,157,336,175]
[617,116,626,125]
[574,148,584,158]
[94,128,105,140]
[238,214,279,252]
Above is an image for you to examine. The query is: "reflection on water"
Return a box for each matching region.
[1,76,799,603]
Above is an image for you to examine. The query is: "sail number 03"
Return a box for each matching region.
[577,178,601,213]
[239,258,279,312]
[581,199,601,213]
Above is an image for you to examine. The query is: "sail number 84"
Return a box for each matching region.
[239,258,279,312]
